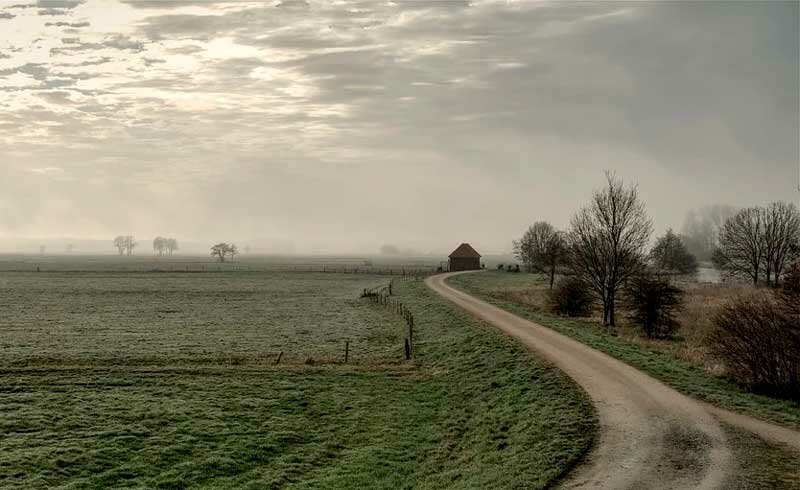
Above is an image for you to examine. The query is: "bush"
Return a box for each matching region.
[548,277,592,317]
[497,263,505,270]
[709,292,800,400]
[626,273,683,339]
[782,261,800,296]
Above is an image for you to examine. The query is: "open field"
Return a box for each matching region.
[447,271,800,429]
[0,267,595,489]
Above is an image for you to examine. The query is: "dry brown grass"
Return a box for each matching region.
[615,282,750,375]
[485,275,752,377]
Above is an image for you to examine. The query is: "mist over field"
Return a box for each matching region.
[1,0,798,255]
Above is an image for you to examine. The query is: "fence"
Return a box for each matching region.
[4,263,438,275]
[361,278,417,360]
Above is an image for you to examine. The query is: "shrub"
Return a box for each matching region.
[513,264,520,273]
[709,292,800,400]
[626,273,683,339]
[548,277,592,317]
[497,263,505,270]
[506,264,513,272]
[782,261,800,296]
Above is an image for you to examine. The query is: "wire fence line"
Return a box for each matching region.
[361,278,417,360]
[2,263,438,275]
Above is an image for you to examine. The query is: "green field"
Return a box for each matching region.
[0,267,595,489]
[447,271,800,429]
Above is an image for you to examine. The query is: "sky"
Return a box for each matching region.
[0,0,798,254]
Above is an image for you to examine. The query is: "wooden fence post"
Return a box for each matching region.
[275,351,283,364]
[404,338,411,360]
[345,341,349,364]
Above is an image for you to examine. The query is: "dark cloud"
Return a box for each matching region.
[37,0,83,8]
[0,12,16,19]
[45,21,91,27]
[50,34,146,54]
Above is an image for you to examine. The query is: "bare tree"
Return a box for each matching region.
[649,229,698,274]
[211,243,230,262]
[713,208,763,285]
[229,243,239,262]
[124,236,137,256]
[566,172,652,327]
[513,221,565,288]
[65,243,74,253]
[113,236,126,255]
[39,244,46,254]
[153,236,166,256]
[760,202,800,287]
[166,238,179,256]
[681,204,737,261]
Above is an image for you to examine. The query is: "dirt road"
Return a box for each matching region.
[426,271,800,489]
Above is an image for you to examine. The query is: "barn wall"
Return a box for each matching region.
[449,257,480,271]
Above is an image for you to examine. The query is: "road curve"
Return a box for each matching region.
[426,271,800,490]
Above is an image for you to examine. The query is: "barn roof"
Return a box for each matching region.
[449,243,481,258]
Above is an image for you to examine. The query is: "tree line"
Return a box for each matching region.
[514,172,800,327]
[109,237,248,262]
[512,172,800,398]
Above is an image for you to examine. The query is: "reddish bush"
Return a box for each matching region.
[709,292,800,400]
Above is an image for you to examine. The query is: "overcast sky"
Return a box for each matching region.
[0,0,798,254]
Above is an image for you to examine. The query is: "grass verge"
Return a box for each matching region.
[447,271,800,430]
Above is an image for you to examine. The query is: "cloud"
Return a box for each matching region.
[45,20,90,27]
[0,0,797,251]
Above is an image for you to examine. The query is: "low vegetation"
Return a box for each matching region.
[448,271,800,429]
[0,268,595,489]
[625,273,683,339]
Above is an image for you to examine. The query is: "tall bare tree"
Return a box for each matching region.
[566,172,652,327]
[681,204,737,261]
[713,208,764,285]
[513,221,565,288]
[760,202,800,286]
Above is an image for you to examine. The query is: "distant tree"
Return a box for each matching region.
[65,243,74,253]
[760,202,800,287]
[153,236,166,256]
[166,238,179,256]
[211,243,230,262]
[649,229,698,274]
[681,204,737,261]
[124,236,137,256]
[229,244,239,262]
[113,236,126,255]
[626,273,684,339]
[566,172,652,327]
[713,208,764,285]
[244,244,251,254]
[39,244,46,254]
[513,221,566,288]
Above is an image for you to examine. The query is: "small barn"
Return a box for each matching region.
[448,243,481,271]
